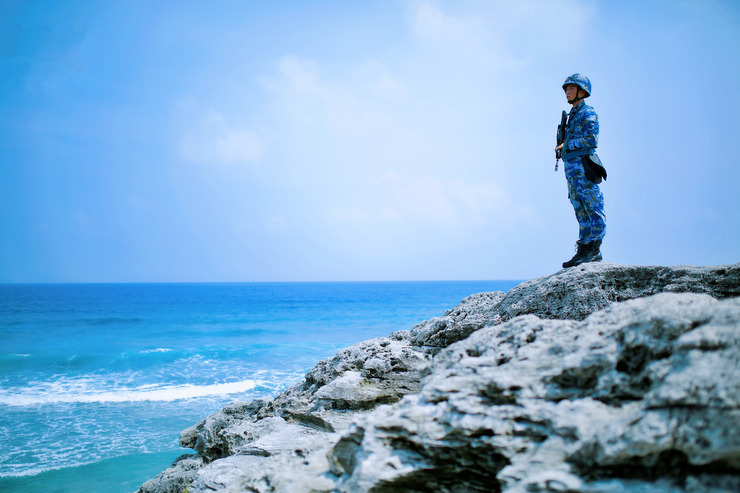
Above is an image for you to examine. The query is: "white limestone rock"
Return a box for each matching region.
[328,293,740,492]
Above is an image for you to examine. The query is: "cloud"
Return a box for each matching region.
[167,0,600,275]
[409,0,495,58]
[276,56,321,93]
[246,7,553,247]
[328,171,525,229]
[178,102,263,165]
[407,0,593,68]
[265,214,288,235]
[262,55,399,137]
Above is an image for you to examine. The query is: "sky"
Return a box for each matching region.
[1,0,739,283]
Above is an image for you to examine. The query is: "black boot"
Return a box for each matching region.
[574,240,603,266]
[562,242,588,268]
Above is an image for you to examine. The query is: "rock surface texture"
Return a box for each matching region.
[138,262,740,493]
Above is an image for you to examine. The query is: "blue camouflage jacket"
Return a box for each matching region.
[562,101,599,161]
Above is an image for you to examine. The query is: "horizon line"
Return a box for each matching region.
[0,278,526,286]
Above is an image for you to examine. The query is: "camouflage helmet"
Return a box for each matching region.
[562,73,591,97]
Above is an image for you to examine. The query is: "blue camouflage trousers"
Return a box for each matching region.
[564,156,605,244]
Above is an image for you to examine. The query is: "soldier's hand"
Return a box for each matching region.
[556,143,564,151]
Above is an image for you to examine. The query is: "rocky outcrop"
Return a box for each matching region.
[330,293,740,492]
[138,262,740,493]
[407,262,740,350]
[140,336,433,492]
[489,262,740,323]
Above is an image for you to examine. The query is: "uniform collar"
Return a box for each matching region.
[569,101,588,116]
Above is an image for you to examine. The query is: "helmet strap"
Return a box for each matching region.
[567,88,584,105]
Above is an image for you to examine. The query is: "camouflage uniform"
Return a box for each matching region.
[562,101,605,245]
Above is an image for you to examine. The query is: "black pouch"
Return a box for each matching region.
[583,153,607,184]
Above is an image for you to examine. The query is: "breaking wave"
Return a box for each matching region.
[0,379,258,406]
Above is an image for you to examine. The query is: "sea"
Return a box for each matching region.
[0,281,519,492]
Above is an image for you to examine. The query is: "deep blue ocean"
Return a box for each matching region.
[0,281,519,492]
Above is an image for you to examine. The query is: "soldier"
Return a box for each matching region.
[556,73,606,268]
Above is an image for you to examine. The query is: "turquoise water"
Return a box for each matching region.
[0,281,519,492]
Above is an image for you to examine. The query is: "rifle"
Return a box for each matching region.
[555,110,567,171]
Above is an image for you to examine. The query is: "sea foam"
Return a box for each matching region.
[0,380,258,406]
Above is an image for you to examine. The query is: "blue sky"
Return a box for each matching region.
[1,0,738,282]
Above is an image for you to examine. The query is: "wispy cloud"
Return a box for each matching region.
[178,100,263,165]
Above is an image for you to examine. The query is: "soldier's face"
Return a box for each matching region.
[565,84,579,101]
